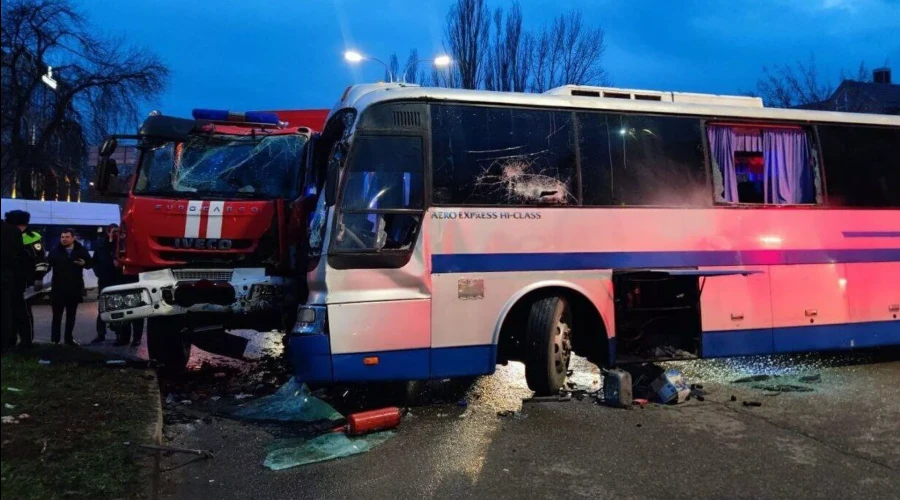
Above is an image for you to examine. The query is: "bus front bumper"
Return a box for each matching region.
[99,268,290,324]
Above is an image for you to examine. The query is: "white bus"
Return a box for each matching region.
[1,199,121,298]
[289,83,900,394]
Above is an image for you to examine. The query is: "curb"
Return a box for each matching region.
[142,368,164,500]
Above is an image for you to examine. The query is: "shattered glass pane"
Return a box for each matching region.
[334,213,420,251]
[264,431,395,470]
[231,378,342,423]
[431,105,577,206]
[135,133,307,199]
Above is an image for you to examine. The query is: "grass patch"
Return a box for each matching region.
[2,345,158,500]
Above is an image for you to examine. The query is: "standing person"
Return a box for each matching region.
[90,223,144,347]
[4,210,48,349]
[1,219,22,353]
[92,224,118,344]
[47,228,93,345]
[114,273,145,347]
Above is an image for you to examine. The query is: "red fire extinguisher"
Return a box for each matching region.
[332,407,403,436]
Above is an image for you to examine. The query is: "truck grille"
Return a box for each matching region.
[172,269,234,282]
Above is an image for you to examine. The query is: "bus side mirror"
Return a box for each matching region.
[325,165,338,207]
[99,137,118,156]
[94,158,119,192]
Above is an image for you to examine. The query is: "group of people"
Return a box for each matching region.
[1,209,142,353]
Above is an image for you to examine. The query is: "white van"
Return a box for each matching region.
[1,199,121,299]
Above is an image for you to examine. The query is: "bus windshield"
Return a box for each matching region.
[134,133,307,199]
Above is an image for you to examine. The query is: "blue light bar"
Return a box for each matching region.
[244,111,280,125]
[191,109,280,126]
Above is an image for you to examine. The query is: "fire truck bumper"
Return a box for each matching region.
[99,268,292,324]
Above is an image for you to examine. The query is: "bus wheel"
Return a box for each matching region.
[524,296,572,395]
[147,317,191,374]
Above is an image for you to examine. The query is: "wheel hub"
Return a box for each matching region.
[553,319,572,373]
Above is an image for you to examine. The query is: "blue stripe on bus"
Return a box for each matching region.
[842,231,900,238]
[290,339,498,383]
[432,248,900,274]
[431,345,497,378]
[333,349,430,381]
[702,320,900,358]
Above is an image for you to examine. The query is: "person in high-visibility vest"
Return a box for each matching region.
[3,210,49,349]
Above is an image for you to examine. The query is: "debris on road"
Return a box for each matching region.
[5,387,22,393]
[38,359,51,365]
[523,394,571,404]
[752,384,815,393]
[651,369,691,404]
[602,368,633,408]
[137,443,214,459]
[733,374,774,384]
[264,430,395,470]
[742,401,762,407]
[232,378,342,423]
[4,403,16,409]
[497,410,526,420]
[798,374,822,384]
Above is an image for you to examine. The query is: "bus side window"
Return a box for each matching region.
[431,104,578,206]
[706,124,821,205]
[818,125,900,208]
[577,112,709,207]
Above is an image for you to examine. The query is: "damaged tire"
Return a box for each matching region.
[147,317,191,373]
[524,296,572,396]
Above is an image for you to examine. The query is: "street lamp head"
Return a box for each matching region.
[344,51,364,63]
[433,55,452,67]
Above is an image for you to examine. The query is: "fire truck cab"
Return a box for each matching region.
[94,108,327,371]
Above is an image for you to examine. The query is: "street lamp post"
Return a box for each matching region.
[344,51,452,84]
[344,51,394,82]
[400,55,451,83]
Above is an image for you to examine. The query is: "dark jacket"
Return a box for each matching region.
[47,241,93,300]
[1,220,21,275]
[92,237,119,289]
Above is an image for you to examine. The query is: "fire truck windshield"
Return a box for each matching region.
[134,133,306,199]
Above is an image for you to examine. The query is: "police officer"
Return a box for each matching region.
[1,219,21,353]
[4,210,48,349]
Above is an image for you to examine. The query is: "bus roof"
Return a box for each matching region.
[335,83,900,128]
[1,199,120,227]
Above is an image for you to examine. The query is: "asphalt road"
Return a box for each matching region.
[156,355,900,500]
[26,301,900,499]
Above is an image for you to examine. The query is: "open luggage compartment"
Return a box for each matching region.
[613,270,702,363]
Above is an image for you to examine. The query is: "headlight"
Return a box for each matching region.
[102,290,149,312]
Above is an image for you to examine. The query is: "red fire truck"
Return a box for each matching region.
[94,108,328,371]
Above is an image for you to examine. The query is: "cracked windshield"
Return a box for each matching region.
[134,133,306,198]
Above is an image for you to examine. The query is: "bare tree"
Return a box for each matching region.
[530,10,607,93]
[444,0,490,89]
[403,49,425,84]
[753,55,872,108]
[754,55,834,108]
[1,0,168,199]
[485,2,531,92]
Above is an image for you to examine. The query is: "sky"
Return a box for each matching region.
[81,0,900,122]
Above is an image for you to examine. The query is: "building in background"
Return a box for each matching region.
[1,49,87,200]
[799,67,899,115]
